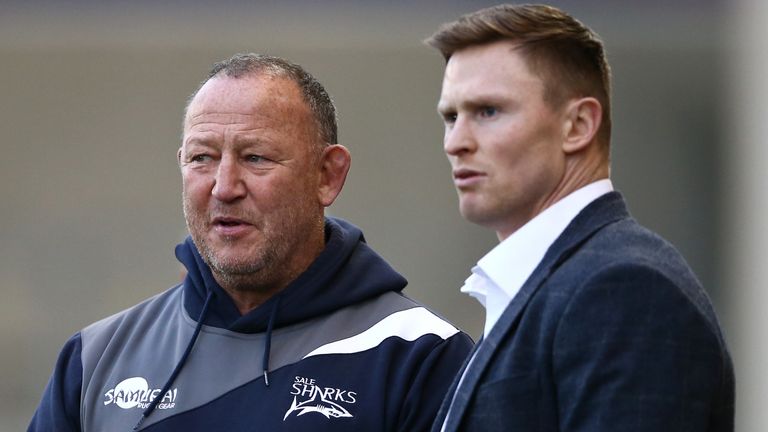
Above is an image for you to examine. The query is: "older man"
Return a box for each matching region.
[426,4,734,431]
[29,53,472,432]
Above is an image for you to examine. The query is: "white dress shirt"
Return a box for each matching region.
[441,179,613,431]
[462,179,614,337]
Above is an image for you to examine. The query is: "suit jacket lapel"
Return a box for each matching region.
[441,192,630,431]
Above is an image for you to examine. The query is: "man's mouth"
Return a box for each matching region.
[215,218,244,226]
[453,168,485,187]
[211,216,252,236]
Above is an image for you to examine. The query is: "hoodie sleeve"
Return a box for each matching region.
[397,332,473,432]
[28,333,83,432]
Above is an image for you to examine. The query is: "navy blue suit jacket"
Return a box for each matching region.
[434,192,734,431]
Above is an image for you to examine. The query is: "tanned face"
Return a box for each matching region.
[180,74,326,295]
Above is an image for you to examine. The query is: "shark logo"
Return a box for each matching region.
[283,376,356,421]
[283,394,352,420]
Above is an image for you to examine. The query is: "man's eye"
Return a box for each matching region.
[442,112,457,124]
[246,155,264,163]
[190,154,211,162]
[479,106,497,118]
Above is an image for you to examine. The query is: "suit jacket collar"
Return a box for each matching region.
[437,192,631,431]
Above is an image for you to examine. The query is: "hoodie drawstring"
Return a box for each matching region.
[262,295,281,387]
[133,290,214,431]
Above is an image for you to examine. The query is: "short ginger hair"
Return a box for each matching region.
[426,4,612,146]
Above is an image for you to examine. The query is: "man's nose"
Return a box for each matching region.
[211,156,247,202]
[444,116,476,157]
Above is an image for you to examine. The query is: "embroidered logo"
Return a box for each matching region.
[103,377,178,410]
[283,376,356,421]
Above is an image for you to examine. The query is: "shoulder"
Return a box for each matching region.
[378,292,468,341]
[528,217,726,346]
[556,218,701,296]
[550,240,728,363]
[369,293,475,366]
[579,218,687,267]
[304,291,473,359]
[80,284,184,352]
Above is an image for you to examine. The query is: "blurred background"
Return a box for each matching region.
[1,0,765,429]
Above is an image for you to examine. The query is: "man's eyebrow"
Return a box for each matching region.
[463,94,509,107]
[232,134,269,146]
[183,136,217,147]
[438,95,508,114]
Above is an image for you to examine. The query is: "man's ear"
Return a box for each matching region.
[562,97,602,154]
[317,144,351,207]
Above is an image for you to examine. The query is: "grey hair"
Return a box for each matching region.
[184,53,338,145]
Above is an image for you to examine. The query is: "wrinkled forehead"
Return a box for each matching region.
[184,75,309,126]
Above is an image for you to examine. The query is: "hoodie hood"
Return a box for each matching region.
[174,216,408,333]
[132,217,406,428]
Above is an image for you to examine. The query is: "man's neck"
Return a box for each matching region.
[496,158,609,241]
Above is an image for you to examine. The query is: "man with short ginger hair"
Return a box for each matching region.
[426,4,734,431]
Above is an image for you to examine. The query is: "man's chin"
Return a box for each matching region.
[459,201,485,223]
[459,204,503,229]
[209,256,264,277]
[200,243,262,273]
[204,232,258,252]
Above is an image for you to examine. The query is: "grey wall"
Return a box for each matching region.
[1,1,738,429]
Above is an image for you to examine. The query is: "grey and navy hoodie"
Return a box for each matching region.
[29,217,474,431]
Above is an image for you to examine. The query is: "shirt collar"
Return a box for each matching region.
[462,179,614,335]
